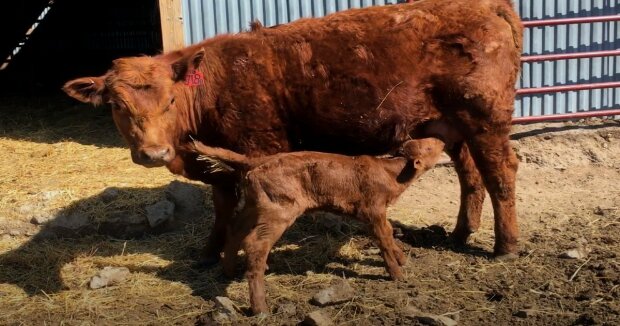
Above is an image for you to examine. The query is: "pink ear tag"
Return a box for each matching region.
[185,70,204,86]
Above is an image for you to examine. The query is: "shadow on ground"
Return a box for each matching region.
[0,182,480,303]
[0,95,122,147]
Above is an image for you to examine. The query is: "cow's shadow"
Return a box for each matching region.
[0,182,473,301]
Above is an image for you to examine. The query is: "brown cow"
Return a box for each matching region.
[190,137,445,314]
[63,0,522,262]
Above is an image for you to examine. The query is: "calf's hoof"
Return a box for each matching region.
[193,254,221,269]
[251,303,269,316]
[388,268,404,281]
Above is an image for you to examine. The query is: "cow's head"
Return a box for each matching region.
[63,49,206,168]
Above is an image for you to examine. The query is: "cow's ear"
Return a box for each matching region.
[63,77,105,105]
[171,48,206,82]
[413,158,423,170]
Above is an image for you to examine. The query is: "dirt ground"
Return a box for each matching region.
[0,97,618,325]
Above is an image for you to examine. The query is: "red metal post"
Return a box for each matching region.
[521,49,620,62]
[522,15,620,27]
[512,109,620,124]
[515,15,620,123]
[516,81,620,95]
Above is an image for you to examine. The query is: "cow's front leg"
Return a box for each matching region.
[448,142,486,246]
[200,184,238,267]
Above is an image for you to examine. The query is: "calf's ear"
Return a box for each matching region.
[63,77,105,105]
[413,158,423,170]
[171,48,206,82]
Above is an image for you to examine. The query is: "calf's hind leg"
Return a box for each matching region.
[244,221,289,315]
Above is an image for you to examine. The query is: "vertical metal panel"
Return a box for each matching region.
[182,0,400,43]
[181,0,619,118]
[515,0,620,117]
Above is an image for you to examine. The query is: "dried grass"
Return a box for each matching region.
[1,99,619,325]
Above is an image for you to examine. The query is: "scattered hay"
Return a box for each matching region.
[1,98,619,324]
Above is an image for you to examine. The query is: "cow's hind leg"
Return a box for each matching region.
[447,142,486,245]
[466,129,519,258]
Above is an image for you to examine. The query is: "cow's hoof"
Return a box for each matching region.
[448,229,475,247]
[448,232,470,247]
[192,255,221,269]
[494,253,519,262]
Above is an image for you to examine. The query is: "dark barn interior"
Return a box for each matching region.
[0,0,162,95]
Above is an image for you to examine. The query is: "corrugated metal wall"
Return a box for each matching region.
[181,0,401,44]
[515,0,619,117]
[181,0,620,117]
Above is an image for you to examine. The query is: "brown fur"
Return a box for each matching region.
[191,138,445,314]
[63,0,522,261]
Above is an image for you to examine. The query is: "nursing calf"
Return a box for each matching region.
[191,138,445,314]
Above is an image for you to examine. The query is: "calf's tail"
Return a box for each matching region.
[191,140,254,172]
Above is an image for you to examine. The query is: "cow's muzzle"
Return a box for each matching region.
[132,146,174,167]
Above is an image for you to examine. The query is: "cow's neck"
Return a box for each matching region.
[173,52,223,141]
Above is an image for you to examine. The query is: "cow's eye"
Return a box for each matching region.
[109,102,121,111]
[164,97,175,112]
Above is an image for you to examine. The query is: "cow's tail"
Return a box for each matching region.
[191,140,254,172]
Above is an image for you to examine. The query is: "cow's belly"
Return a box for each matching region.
[290,84,440,155]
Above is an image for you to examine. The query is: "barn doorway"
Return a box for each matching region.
[0,0,163,95]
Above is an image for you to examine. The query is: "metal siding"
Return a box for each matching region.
[515,0,620,117]
[182,0,619,118]
[183,0,399,42]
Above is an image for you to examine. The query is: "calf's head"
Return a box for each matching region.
[400,138,445,172]
[63,49,206,167]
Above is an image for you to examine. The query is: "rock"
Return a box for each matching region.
[575,289,596,301]
[41,190,63,202]
[559,248,587,259]
[362,248,381,255]
[311,279,355,307]
[574,313,596,325]
[17,204,38,215]
[514,309,537,318]
[165,181,205,219]
[214,296,240,317]
[145,200,175,228]
[402,306,458,326]
[8,230,21,236]
[277,303,297,315]
[101,187,120,203]
[485,290,506,302]
[30,215,52,225]
[50,213,90,230]
[303,310,334,326]
[90,266,130,289]
[200,297,240,324]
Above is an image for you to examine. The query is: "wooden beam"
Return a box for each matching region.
[159,0,185,52]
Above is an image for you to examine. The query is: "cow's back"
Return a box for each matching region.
[191,0,521,163]
[226,0,521,155]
